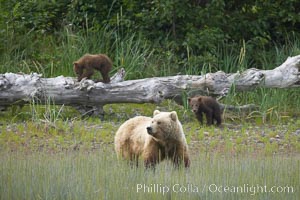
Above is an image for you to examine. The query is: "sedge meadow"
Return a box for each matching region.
[0,102,299,200]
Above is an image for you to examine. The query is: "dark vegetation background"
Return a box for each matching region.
[1,0,300,78]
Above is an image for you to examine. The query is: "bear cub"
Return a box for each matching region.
[73,53,112,83]
[114,110,190,168]
[188,95,222,126]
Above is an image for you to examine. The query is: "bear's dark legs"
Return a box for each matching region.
[144,150,158,168]
[172,157,182,168]
[205,110,213,125]
[79,69,94,81]
[184,156,190,168]
[214,114,222,125]
[129,155,139,168]
[196,112,203,124]
[172,153,190,168]
[144,156,158,169]
[100,70,111,83]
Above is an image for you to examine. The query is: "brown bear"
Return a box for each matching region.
[188,95,222,126]
[114,110,190,168]
[73,53,112,83]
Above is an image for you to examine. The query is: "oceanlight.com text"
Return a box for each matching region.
[136,183,294,196]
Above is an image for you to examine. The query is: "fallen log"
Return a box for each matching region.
[0,55,300,116]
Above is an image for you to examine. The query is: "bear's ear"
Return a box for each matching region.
[188,98,191,103]
[170,111,178,121]
[153,110,160,116]
[198,96,202,102]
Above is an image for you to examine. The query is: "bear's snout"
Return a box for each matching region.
[146,127,153,135]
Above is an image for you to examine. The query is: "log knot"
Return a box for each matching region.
[0,75,11,90]
[29,87,44,100]
[234,69,264,90]
[110,68,126,83]
[152,90,164,103]
[204,71,231,94]
[75,79,95,91]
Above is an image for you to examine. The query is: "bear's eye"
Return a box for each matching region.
[157,121,161,125]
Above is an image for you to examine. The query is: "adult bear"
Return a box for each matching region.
[114,110,190,168]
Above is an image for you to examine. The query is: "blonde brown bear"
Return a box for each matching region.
[114,110,190,168]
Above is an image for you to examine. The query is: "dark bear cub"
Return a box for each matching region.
[73,54,112,83]
[188,95,222,126]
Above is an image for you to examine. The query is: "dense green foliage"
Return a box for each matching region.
[1,0,300,77]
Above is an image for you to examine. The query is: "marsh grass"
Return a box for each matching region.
[0,151,299,200]
[222,87,300,123]
[0,102,299,199]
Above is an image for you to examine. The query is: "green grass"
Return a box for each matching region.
[0,151,299,200]
[0,101,299,199]
[2,23,299,78]
[221,88,300,123]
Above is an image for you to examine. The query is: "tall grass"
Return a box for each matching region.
[258,34,300,70]
[222,87,300,123]
[1,17,300,79]
[0,151,299,200]
[0,22,158,79]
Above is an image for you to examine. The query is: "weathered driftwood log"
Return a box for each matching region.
[0,55,300,116]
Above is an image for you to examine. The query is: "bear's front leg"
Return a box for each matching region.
[100,70,111,83]
[79,69,94,81]
[205,110,213,125]
[196,111,203,124]
[213,113,222,126]
[184,156,190,168]
[143,145,160,168]
[144,156,158,168]
[172,152,190,168]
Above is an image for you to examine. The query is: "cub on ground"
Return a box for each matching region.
[188,95,222,126]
